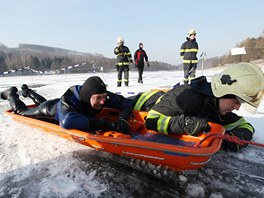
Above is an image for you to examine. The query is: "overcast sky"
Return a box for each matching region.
[1,0,263,65]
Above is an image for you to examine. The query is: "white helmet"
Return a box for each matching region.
[117,37,124,45]
[188,29,196,37]
[211,62,264,113]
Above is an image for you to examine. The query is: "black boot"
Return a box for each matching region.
[117,82,121,87]
[21,84,30,98]
[1,87,28,114]
[1,87,18,100]
[21,84,46,105]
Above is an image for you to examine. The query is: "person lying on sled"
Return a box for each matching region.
[1,76,132,134]
[145,62,264,151]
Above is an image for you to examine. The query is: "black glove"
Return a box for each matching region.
[130,59,133,63]
[147,62,149,67]
[114,118,129,134]
[182,116,210,136]
[222,129,251,151]
[90,118,116,131]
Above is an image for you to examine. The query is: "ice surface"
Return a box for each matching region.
[1,69,264,197]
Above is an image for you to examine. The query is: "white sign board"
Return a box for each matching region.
[231,47,246,55]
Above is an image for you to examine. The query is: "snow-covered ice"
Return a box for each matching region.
[1,69,264,197]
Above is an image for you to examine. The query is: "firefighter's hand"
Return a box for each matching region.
[147,62,150,67]
[182,116,210,136]
[222,129,250,151]
[130,59,133,63]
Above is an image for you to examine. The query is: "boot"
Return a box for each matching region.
[1,87,27,114]
[21,84,30,98]
[117,82,121,87]
[1,87,18,100]
[21,84,46,105]
[125,82,129,87]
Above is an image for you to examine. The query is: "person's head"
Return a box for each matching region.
[211,62,264,114]
[117,37,124,47]
[139,43,143,49]
[188,29,196,40]
[218,96,241,115]
[80,76,107,110]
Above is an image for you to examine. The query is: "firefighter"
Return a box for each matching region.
[180,29,199,84]
[146,62,264,151]
[134,43,149,84]
[114,37,133,87]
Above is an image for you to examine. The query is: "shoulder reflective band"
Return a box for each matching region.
[224,117,254,134]
[134,91,159,110]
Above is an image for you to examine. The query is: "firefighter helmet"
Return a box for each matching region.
[188,29,196,37]
[211,62,264,113]
[117,37,124,44]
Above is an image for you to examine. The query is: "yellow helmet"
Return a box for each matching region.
[188,29,196,37]
[211,62,264,113]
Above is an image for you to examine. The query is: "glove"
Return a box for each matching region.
[114,118,129,134]
[182,116,210,136]
[130,59,133,63]
[147,62,149,67]
[90,118,116,131]
[222,129,251,151]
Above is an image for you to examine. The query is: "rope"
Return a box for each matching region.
[194,134,264,148]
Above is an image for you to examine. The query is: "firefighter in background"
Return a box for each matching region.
[180,29,199,84]
[114,37,133,87]
[134,43,149,84]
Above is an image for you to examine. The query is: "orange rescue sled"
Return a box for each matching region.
[5,106,225,171]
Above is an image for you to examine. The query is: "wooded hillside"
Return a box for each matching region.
[212,32,264,67]
[1,31,264,75]
[0,44,175,75]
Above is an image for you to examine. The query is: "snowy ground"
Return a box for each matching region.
[1,69,264,198]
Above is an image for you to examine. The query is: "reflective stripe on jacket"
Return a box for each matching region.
[134,91,159,110]
[114,45,132,66]
[180,38,198,63]
[147,109,171,134]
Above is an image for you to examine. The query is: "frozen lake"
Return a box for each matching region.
[1,69,264,197]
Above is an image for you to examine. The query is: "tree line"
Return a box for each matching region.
[2,32,263,75]
[0,44,175,75]
[212,32,264,67]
